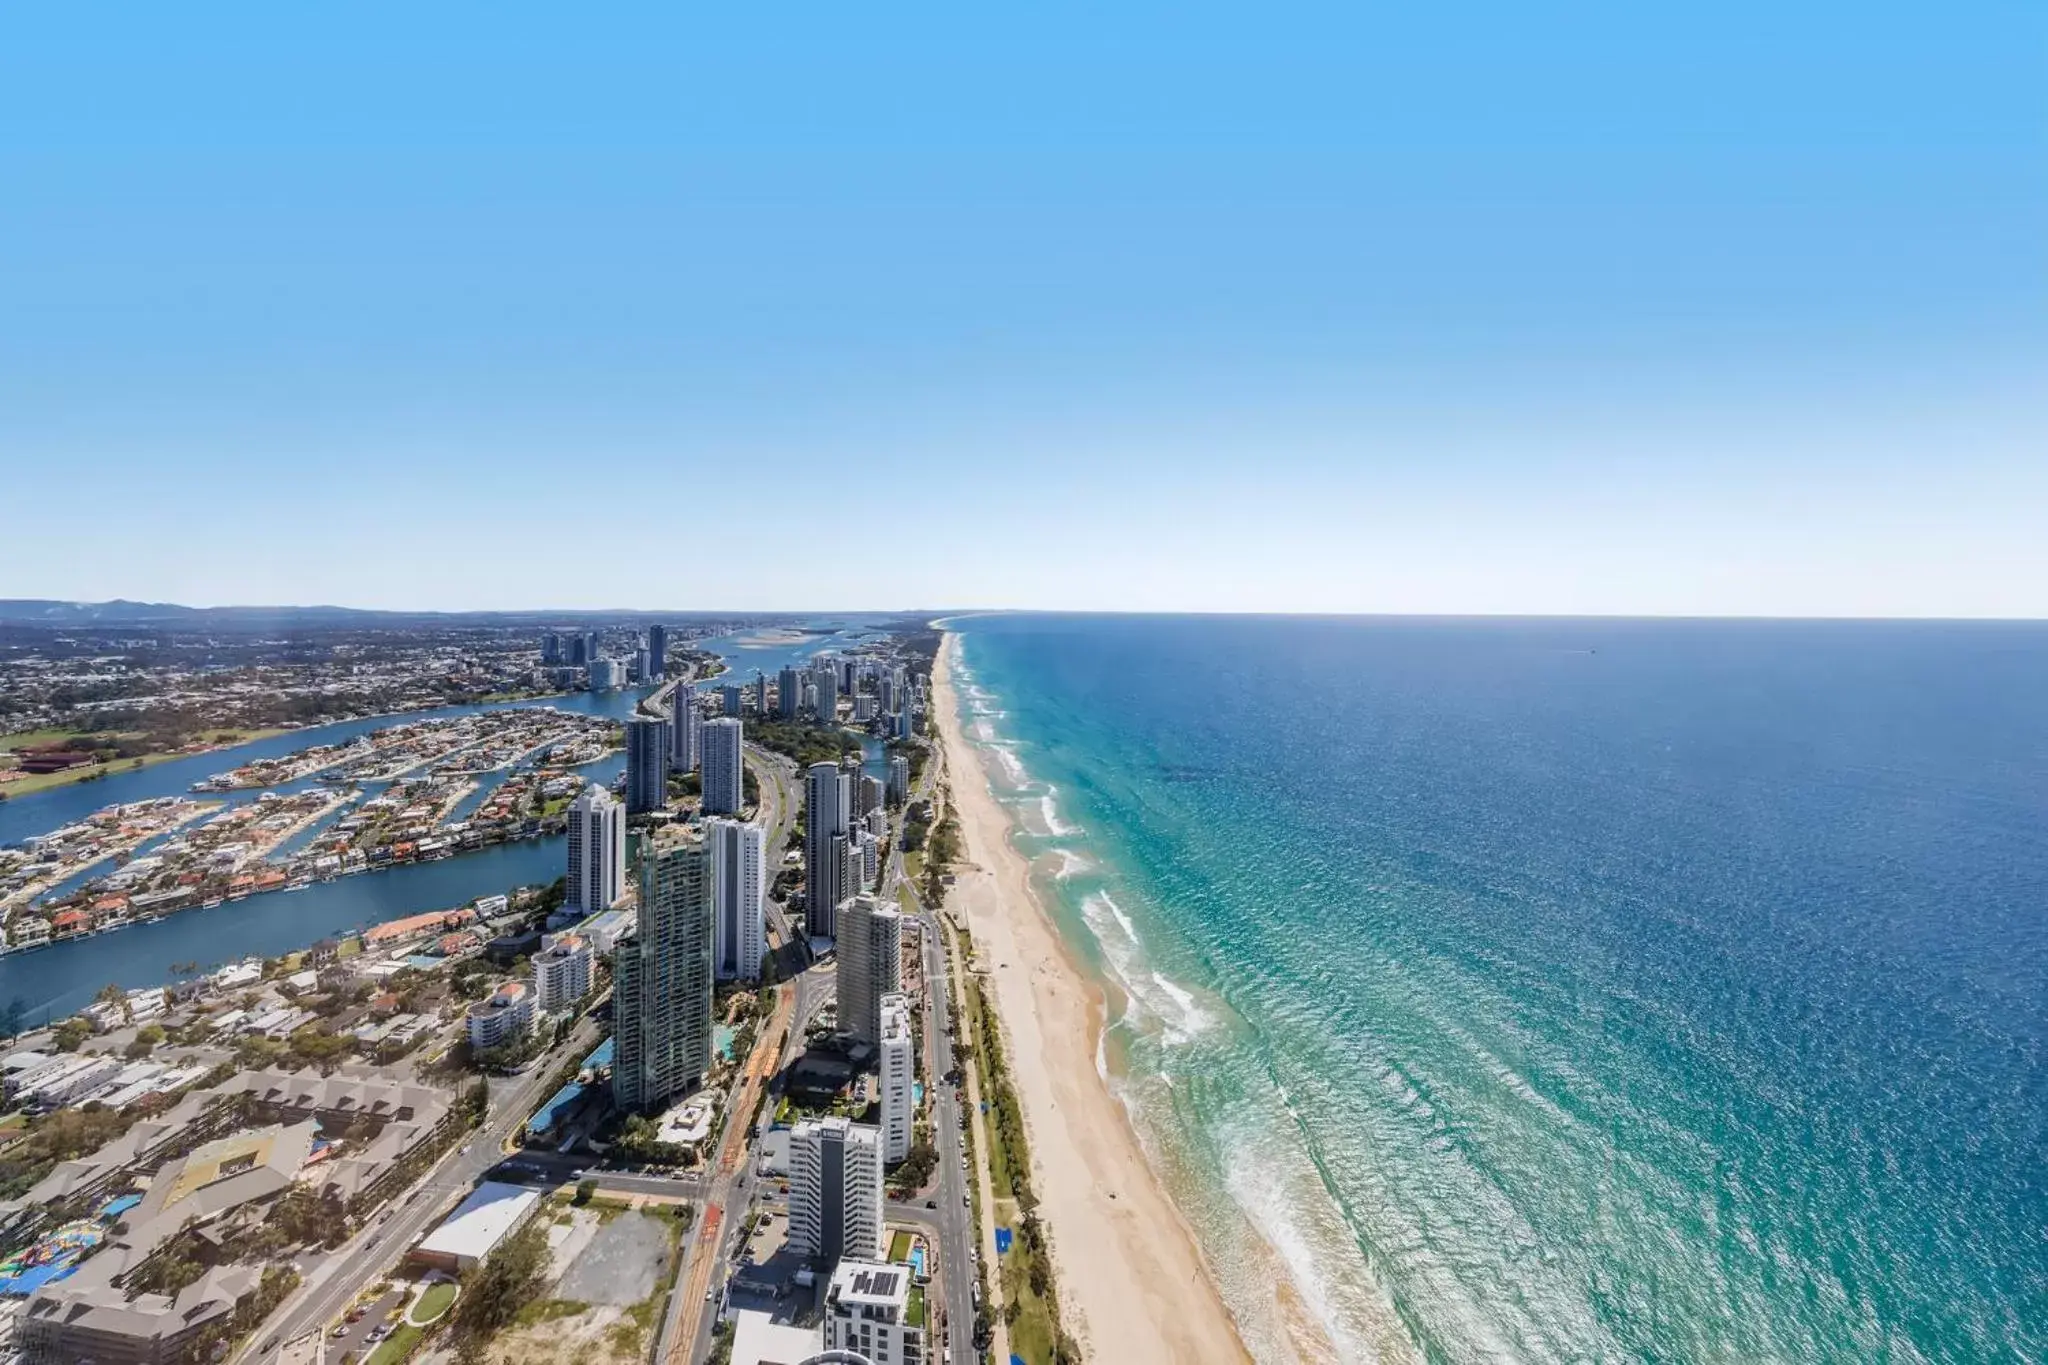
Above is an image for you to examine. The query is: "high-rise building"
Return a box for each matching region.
[721,683,744,717]
[754,670,769,714]
[541,631,564,667]
[804,762,851,938]
[822,1260,926,1365]
[701,717,744,815]
[856,829,880,890]
[566,785,624,915]
[532,932,593,1012]
[582,630,599,666]
[887,754,911,807]
[631,647,651,684]
[857,773,884,821]
[813,662,840,723]
[613,830,714,1113]
[625,714,671,815]
[864,807,887,841]
[466,980,535,1051]
[709,818,765,981]
[788,1117,883,1263]
[837,893,901,1047]
[589,658,625,690]
[569,632,591,666]
[879,992,914,1164]
[670,683,701,772]
[778,665,801,720]
[878,670,897,714]
[648,624,669,677]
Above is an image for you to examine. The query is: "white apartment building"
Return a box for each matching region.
[879,992,914,1164]
[709,818,765,981]
[532,931,593,1012]
[788,1116,883,1263]
[566,784,625,915]
[822,1259,927,1365]
[466,980,536,1051]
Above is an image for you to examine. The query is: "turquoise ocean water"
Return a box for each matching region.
[947,615,2046,1364]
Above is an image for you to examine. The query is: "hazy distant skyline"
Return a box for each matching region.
[4,2,2042,618]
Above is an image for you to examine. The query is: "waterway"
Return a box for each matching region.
[0,616,903,1020]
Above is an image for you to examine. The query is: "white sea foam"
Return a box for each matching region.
[1052,848,1092,880]
[988,744,1029,786]
[1039,786,1079,836]
[1078,890,1213,1046]
[971,718,995,741]
[1218,1121,1380,1364]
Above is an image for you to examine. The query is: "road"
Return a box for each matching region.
[889,770,983,1365]
[238,1015,602,1363]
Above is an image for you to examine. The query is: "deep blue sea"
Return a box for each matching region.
[948,614,2047,1364]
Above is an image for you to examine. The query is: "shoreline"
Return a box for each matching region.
[933,633,1256,1363]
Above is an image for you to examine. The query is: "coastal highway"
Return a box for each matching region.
[239,1015,602,1363]
[891,810,980,1361]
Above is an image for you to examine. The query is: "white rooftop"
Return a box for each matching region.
[416,1181,540,1261]
[729,1308,823,1365]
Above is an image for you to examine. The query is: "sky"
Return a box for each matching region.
[2,1,2043,617]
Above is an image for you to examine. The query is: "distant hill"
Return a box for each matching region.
[0,600,786,630]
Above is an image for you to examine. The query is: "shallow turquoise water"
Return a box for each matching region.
[951,615,2047,1364]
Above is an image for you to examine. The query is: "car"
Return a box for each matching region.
[332,1324,349,1339]
[926,1199,937,1208]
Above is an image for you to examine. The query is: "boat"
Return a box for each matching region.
[201,898,224,908]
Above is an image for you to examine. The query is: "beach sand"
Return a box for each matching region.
[934,636,1255,1364]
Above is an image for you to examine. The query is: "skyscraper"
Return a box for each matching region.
[812,661,840,722]
[778,665,801,720]
[613,829,714,1113]
[721,683,744,718]
[569,632,591,666]
[648,623,669,677]
[887,754,910,807]
[788,1117,883,1262]
[856,773,883,821]
[565,785,624,915]
[856,828,880,890]
[709,818,765,981]
[837,893,901,1047]
[670,683,701,773]
[804,761,851,938]
[625,714,671,815]
[879,992,914,1163]
[540,631,563,667]
[701,717,744,815]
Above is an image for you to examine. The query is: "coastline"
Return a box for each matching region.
[933,633,1256,1364]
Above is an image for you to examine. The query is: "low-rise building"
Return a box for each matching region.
[411,1181,541,1273]
[821,1259,927,1365]
[466,980,535,1051]
[532,932,593,1012]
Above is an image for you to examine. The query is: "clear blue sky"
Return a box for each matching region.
[3,1,2042,616]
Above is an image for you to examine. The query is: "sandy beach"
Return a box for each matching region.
[934,636,1254,1364]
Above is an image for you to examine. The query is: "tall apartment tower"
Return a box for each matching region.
[879,992,914,1163]
[721,683,744,717]
[812,663,840,723]
[709,818,765,981]
[648,623,669,677]
[788,1117,884,1263]
[670,683,701,773]
[777,665,802,720]
[565,785,624,915]
[612,830,714,1113]
[837,893,902,1047]
[804,761,851,938]
[887,754,911,807]
[700,717,744,815]
[624,714,672,815]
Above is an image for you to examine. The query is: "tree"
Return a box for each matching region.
[575,1179,596,1205]
[51,1018,89,1053]
[450,1217,550,1349]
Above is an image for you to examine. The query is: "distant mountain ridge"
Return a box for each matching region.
[0,599,781,629]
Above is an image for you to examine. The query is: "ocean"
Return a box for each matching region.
[947,614,2047,1364]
